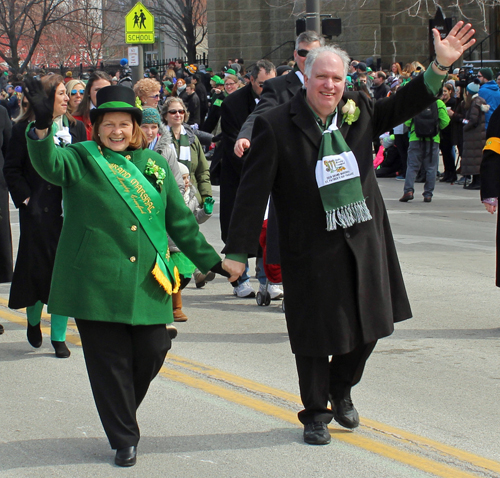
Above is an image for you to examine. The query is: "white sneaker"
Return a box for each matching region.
[268,283,284,300]
[233,281,256,298]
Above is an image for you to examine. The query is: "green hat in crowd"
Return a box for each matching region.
[212,75,224,85]
[206,67,213,72]
[226,69,236,75]
[142,107,161,125]
[479,68,494,81]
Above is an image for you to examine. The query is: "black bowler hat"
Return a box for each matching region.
[90,85,142,125]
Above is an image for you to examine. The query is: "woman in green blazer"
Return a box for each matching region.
[23,81,240,467]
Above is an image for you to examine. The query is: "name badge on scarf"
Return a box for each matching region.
[315,112,372,231]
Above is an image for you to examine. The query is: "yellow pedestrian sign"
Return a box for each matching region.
[125,2,155,44]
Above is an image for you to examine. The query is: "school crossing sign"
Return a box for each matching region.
[125,2,155,44]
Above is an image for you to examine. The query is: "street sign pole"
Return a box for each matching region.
[125,1,154,83]
[131,45,144,85]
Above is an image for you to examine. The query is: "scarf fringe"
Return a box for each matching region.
[326,200,372,231]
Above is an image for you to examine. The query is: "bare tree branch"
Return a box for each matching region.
[149,0,207,62]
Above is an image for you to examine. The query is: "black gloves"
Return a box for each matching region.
[210,261,230,278]
[23,76,54,130]
[211,261,240,287]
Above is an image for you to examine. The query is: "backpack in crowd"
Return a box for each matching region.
[412,102,439,139]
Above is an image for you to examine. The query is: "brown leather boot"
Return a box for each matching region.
[172,291,188,322]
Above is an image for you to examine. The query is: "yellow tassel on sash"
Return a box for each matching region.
[152,262,173,294]
[484,137,500,155]
[172,266,181,294]
[151,253,181,296]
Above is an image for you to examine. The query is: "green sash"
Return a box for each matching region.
[81,142,180,295]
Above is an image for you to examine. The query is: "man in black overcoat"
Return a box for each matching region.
[0,104,12,284]
[222,23,476,445]
[220,59,276,243]
[480,106,500,283]
[234,30,324,158]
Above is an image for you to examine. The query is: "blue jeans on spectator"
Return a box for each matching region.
[237,259,267,286]
[404,141,440,198]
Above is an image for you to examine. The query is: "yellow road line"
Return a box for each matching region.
[167,353,500,474]
[161,366,481,478]
[0,303,497,477]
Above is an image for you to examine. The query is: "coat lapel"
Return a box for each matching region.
[290,91,322,154]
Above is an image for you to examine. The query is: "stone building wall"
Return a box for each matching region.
[207,0,495,71]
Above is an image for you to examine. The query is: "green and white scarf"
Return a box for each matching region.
[315,111,372,231]
[167,124,191,164]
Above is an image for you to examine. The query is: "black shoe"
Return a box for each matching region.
[331,397,360,429]
[423,196,432,203]
[303,421,331,445]
[464,182,481,190]
[115,446,137,467]
[0,324,4,335]
[51,340,71,358]
[27,322,42,348]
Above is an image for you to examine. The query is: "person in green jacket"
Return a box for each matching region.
[23,81,240,467]
[400,97,450,203]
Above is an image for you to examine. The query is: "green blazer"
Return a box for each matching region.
[27,130,220,325]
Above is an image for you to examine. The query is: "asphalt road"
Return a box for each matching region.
[1,176,500,478]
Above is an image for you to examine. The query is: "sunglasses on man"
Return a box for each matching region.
[296,49,310,58]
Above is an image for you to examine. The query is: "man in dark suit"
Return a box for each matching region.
[222,23,475,445]
[220,59,277,298]
[234,31,324,158]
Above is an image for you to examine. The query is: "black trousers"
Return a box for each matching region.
[76,319,171,449]
[295,341,377,425]
[394,133,409,177]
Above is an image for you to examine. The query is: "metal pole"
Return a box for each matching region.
[306,0,320,34]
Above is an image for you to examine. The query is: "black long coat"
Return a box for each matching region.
[462,96,487,176]
[223,74,438,357]
[480,106,500,286]
[220,82,257,242]
[0,105,12,282]
[3,119,86,309]
[238,70,302,141]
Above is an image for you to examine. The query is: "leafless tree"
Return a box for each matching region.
[0,0,87,74]
[59,0,113,68]
[149,0,207,63]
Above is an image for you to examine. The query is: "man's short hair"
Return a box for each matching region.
[303,45,350,80]
[376,71,386,80]
[250,59,276,80]
[295,31,325,50]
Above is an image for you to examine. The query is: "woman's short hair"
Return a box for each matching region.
[92,112,148,150]
[133,78,161,103]
[161,96,190,124]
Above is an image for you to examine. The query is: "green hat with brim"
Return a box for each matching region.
[212,75,224,85]
[90,85,142,125]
